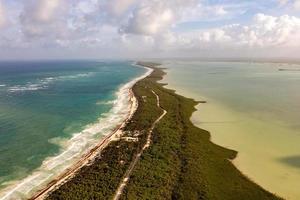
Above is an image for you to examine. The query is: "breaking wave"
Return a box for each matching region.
[0,65,152,200]
[7,72,95,93]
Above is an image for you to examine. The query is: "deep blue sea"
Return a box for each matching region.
[0,61,146,199]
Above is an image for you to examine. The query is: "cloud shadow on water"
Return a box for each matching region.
[278,155,300,169]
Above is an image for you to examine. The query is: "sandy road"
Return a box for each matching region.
[113,90,167,200]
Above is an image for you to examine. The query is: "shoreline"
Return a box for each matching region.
[30,91,135,199]
[193,95,296,200]
[160,61,300,199]
[159,78,275,195]
[30,92,134,200]
[43,62,281,200]
[118,63,281,199]
[0,65,152,200]
[29,65,153,200]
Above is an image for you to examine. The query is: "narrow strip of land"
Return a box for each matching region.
[45,62,282,200]
[113,90,167,200]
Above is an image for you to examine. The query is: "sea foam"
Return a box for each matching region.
[0,65,152,200]
[7,72,95,93]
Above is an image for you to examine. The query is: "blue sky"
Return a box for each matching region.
[0,0,300,60]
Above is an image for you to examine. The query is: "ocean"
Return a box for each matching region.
[162,61,300,200]
[0,60,147,199]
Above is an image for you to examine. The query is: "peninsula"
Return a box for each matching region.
[38,62,281,200]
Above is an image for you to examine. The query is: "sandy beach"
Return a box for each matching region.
[43,63,280,200]
[30,91,136,200]
[29,66,153,200]
[0,65,153,200]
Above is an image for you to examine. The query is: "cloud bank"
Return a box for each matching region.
[0,0,300,59]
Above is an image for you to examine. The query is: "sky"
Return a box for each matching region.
[0,0,300,60]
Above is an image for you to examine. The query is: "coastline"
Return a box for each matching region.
[116,63,282,199]
[160,61,300,200]
[43,62,281,200]
[0,65,152,200]
[158,74,276,195]
[29,65,153,200]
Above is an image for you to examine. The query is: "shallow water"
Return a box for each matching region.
[0,61,146,199]
[162,61,300,200]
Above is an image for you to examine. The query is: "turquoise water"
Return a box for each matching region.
[0,61,146,199]
[163,61,300,200]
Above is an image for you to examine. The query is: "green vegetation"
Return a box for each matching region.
[46,62,281,200]
[46,63,162,200]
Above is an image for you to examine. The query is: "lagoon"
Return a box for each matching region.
[163,61,300,200]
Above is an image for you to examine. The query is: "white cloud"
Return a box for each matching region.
[107,0,137,16]
[0,1,6,27]
[293,0,300,9]
[34,0,60,22]
[133,13,300,56]
[278,0,289,6]
[122,6,174,35]
[75,0,98,14]
[20,0,68,38]
[278,0,300,10]
[1,0,300,59]
[245,14,300,47]
[120,0,197,35]
[181,3,230,22]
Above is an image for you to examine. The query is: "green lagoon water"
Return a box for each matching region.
[0,61,146,199]
[163,61,300,200]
